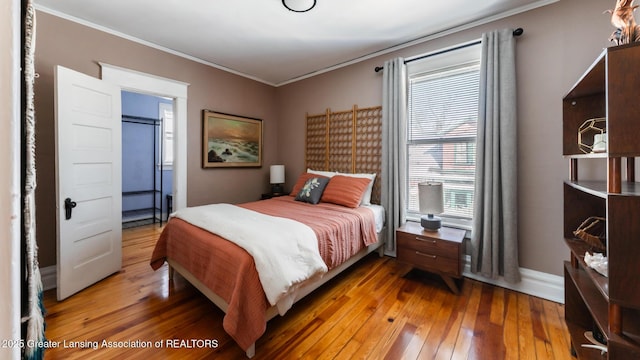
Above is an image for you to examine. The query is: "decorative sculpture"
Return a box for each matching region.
[606,0,640,45]
[577,118,606,154]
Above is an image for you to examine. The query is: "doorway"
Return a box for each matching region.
[121,91,174,228]
[53,64,187,299]
[100,63,188,214]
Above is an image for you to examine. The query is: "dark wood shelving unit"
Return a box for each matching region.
[562,43,640,359]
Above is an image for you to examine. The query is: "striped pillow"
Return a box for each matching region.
[321,175,371,208]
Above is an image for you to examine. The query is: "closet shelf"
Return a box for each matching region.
[123,190,160,196]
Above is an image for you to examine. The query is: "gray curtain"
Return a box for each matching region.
[381,58,407,254]
[470,29,521,283]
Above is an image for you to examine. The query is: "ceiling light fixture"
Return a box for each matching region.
[282,0,316,13]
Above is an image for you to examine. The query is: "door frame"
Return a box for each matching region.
[100,63,189,212]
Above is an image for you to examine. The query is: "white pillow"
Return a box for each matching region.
[337,172,376,205]
[307,168,337,178]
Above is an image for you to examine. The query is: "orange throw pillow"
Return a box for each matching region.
[321,175,371,208]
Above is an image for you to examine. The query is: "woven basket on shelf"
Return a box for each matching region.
[573,216,607,252]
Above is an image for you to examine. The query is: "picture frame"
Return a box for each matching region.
[202,110,262,168]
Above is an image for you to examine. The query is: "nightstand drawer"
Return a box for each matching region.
[397,247,459,276]
[396,231,458,258]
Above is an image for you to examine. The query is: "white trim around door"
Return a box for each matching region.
[100,63,189,212]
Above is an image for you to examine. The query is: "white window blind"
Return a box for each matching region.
[406,43,480,224]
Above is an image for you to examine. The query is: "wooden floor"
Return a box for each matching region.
[43,224,574,360]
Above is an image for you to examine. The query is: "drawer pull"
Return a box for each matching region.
[415,236,437,243]
[416,251,436,259]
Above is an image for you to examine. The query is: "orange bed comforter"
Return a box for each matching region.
[149,196,377,351]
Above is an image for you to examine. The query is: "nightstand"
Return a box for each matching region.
[396,221,465,294]
[260,192,287,200]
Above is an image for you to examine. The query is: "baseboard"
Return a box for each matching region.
[462,255,564,304]
[40,265,56,291]
[39,256,565,304]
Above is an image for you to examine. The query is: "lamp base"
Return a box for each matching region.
[271,184,284,196]
[421,214,441,231]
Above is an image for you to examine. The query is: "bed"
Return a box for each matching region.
[151,105,384,357]
[150,173,385,357]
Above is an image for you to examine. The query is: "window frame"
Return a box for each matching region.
[158,102,174,170]
[404,42,481,230]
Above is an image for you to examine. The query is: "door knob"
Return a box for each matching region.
[64,198,77,220]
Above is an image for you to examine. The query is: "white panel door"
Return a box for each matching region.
[55,65,122,300]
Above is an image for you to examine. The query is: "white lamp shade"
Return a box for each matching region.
[270,165,285,184]
[418,182,444,215]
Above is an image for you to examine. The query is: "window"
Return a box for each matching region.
[406,43,481,227]
[159,102,174,168]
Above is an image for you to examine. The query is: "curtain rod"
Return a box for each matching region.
[374,27,523,73]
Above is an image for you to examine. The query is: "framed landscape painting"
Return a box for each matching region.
[202,110,262,168]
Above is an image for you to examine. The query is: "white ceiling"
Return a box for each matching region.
[35,0,555,86]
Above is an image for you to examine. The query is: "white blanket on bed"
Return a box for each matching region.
[172,203,328,314]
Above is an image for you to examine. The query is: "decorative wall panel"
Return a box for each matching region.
[305,105,382,204]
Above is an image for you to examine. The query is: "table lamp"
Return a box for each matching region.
[419,181,444,231]
[270,165,285,195]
